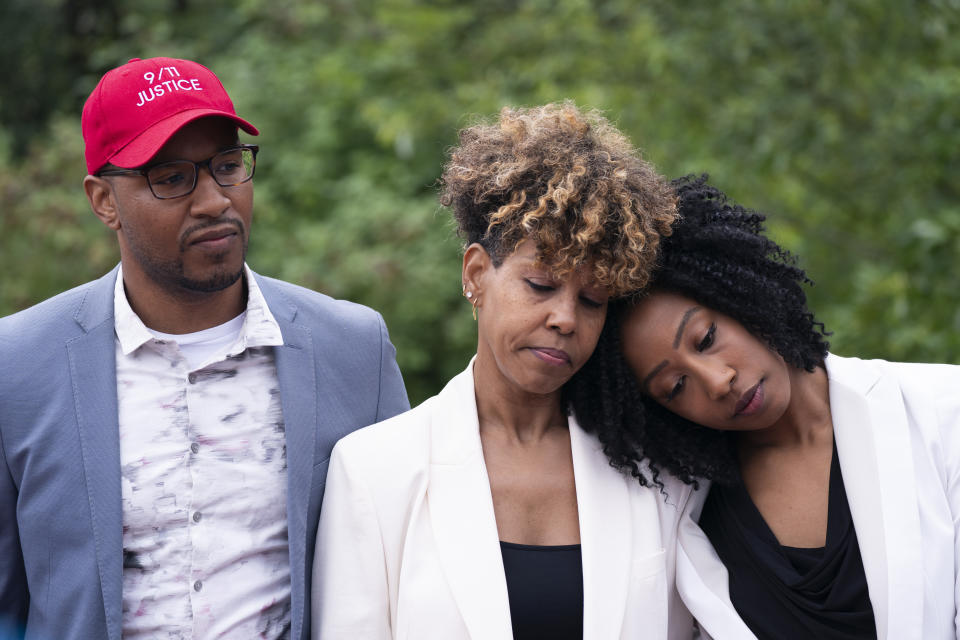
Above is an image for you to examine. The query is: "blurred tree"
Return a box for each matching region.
[0,0,124,154]
[2,0,958,403]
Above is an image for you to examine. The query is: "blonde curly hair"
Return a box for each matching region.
[440,102,676,295]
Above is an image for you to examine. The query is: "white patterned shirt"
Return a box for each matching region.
[114,265,292,639]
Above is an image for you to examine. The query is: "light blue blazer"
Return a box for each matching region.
[0,266,409,640]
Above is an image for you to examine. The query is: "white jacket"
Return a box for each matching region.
[312,361,695,639]
[677,355,960,639]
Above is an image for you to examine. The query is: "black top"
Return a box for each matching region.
[499,541,584,640]
[698,445,877,640]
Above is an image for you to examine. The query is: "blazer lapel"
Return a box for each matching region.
[266,281,318,640]
[676,489,757,640]
[427,364,514,639]
[568,416,634,639]
[827,355,924,640]
[66,268,123,640]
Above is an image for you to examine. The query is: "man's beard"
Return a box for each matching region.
[125,219,248,296]
[174,264,245,293]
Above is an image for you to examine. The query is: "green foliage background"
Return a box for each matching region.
[2,0,958,404]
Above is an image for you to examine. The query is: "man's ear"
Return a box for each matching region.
[462,243,493,303]
[83,175,121,230]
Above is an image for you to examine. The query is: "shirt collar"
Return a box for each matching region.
[113,264,284,356]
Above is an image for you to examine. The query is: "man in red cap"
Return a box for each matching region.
[0,57,409,640]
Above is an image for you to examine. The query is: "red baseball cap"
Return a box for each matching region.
[82,57,259,174]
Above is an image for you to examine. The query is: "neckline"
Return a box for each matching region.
[499,541,582,551]
[732,440,841,552]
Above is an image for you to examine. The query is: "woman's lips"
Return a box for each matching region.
[735,380,764,416]
[529,347,571,366]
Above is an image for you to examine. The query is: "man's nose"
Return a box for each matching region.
[188,168,231,217]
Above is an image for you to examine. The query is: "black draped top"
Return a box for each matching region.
[499,541,583,640]
[698,445,877,640]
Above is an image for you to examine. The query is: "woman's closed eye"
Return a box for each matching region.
[579,295,605,309]
[525,278,606,308]
[697,323,716,351]
[666,376,686,401]
[525,279,554,293]
[664,324,716,401]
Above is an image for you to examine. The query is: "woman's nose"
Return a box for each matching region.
[703,362,736,400]
[547,293,577,334]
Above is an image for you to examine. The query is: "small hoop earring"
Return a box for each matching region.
[463,285,478,320]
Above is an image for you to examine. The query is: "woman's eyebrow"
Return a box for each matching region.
[674,306,702,348]
[639,305,702,393]
[642,360,669,394]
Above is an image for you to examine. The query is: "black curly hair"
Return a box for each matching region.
[566,174,831,488]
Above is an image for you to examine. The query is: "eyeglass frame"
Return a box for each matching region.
[97,144,259,200]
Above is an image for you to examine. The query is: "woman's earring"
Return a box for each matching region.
[463,287,477,321]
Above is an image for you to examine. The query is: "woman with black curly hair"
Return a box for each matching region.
[570,174,960,640]
[312,103,695,639]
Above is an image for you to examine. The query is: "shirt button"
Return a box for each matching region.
[190,442,199,454]
[188,372,198,384]
[193,511,202,523]
[194,580,203,592]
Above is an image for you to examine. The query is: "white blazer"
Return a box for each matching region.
[677,354,960,640]
[312,361,695,639]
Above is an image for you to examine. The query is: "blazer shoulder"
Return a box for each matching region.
[1,279,104,337]
[333,398,433,469]
[829,354,960,418]
[0,271,118,357]
[828,353,960,387]
[878,360,960,423]
[833,356,960,463]
[830,355,959,401]
[254,273,385,338]
[326,399,435,519]
[877,359,960,387]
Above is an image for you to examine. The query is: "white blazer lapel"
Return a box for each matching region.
[676,489,757,640]
[827,355,924,640]
[427,364,513,638]
[568,416,634,638]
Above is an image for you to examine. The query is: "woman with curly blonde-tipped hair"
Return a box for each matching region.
[311,103,695,640]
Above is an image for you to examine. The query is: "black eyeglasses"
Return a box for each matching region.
[99,144,259,199]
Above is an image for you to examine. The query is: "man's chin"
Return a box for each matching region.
[178,267,244,293]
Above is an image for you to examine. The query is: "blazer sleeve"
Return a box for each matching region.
[931,365,960,635]
[312,440,392,640]
[0,426,28,635]
[375,313,410,423]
